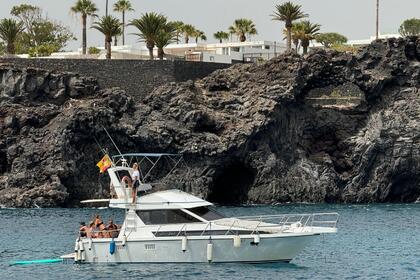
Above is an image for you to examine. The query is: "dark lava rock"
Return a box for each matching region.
[0,37,419,207]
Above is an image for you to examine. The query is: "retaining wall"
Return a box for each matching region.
[0,58,230,99]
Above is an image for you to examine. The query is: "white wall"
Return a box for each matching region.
[201,53,234,64]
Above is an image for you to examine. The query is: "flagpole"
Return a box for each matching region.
[94,136,107,156]
[376,0,379,40]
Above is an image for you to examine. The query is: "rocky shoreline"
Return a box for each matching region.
[1,37,419,207]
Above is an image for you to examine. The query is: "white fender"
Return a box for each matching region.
[233,235,241,248]
[181,236,188,252]
[74,240,80,262]
[207,243,213,262]
[253,235,260,244]
[79,240,85,251]
[88,238,92,250]
[81,250,86,261]
[122,235,127,246]
[79,241,85,261]
[74,240,79,252]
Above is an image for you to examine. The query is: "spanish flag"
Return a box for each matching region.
[96,154,112,173]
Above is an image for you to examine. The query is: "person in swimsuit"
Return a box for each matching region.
[106,219,119,238]
[131,163,140,203]
[79,222,87,238]
[94,215,106,238]
[87,221,96,238]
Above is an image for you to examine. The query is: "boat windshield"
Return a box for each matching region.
[116,170,131,181]
[188,206,225,221]
[137,209,201,225]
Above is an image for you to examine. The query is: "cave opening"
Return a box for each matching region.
[208,161,255,205]
[387,176,420,202]
[0,150,7,174]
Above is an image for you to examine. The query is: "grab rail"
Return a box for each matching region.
[243,213,338,230]
[118,212,339,238]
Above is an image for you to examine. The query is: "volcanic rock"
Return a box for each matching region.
[0,37,419,207]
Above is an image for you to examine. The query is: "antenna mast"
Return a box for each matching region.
[376,0,380,40]
[102,126,124,157]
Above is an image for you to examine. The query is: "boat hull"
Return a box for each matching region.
[77,234,317,263]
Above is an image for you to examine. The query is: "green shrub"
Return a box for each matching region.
[88,47,100,54]
[316,33,348,48]
[331,44,359,54]
[399,18,420,37]
[28,44,60,57]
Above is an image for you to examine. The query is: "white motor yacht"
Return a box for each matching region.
[63,153,338,263]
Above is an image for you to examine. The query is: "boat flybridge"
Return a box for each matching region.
[64,153,339,264]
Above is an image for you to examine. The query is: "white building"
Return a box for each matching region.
[164,41,286,63]
[46,41,286,64]
[346,33,402,46]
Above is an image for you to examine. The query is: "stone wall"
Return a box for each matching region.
[0,58,230,99]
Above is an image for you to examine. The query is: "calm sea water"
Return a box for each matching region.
[1,204,419,280]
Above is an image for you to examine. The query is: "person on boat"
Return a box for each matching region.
[131,163,140,203]
[110,182,117,198]
[106,219,119,238]
[87,221,96,238]
[94,215,103,227]
[93,215,107,238]
[121,175,132,187]
[121,175,132,199]
[79,222,87,238]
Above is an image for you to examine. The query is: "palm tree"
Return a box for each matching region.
[297,21,321,54]
[214,31,229,43]
[228,25,236,41]
[182,24,196,44]
[229,19,257,42]
[92,15,122,59]
[194,30,207,43]
[285,22,304,52]
[130,12,167,60]
[271,2,307,52]
[71,0,98,55]
[155,22,177,60]
[0,19,24,54]
[113,29,123,46]
[172,21,184,44]
[113,0,134,46]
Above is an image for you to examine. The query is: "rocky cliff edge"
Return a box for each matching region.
[0,37,419,207]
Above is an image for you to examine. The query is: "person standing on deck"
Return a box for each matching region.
[131,163,140,203]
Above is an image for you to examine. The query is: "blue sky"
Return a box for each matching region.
[1,0,418,51]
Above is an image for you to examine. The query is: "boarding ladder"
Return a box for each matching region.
[125,209,137,232]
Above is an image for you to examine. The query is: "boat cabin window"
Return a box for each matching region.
[188,206,224,221]
[116,170,131,181]
[137,210,201,225]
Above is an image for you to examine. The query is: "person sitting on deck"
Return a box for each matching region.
[79,222,87,238]
[93,215,107,238]
[94,215,103,227]
[121,176,132,188]
[106,219,119,238]
[131,163,140,203]
[87,222,96,238]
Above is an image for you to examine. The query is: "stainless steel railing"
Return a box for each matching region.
[147,212,339,237]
